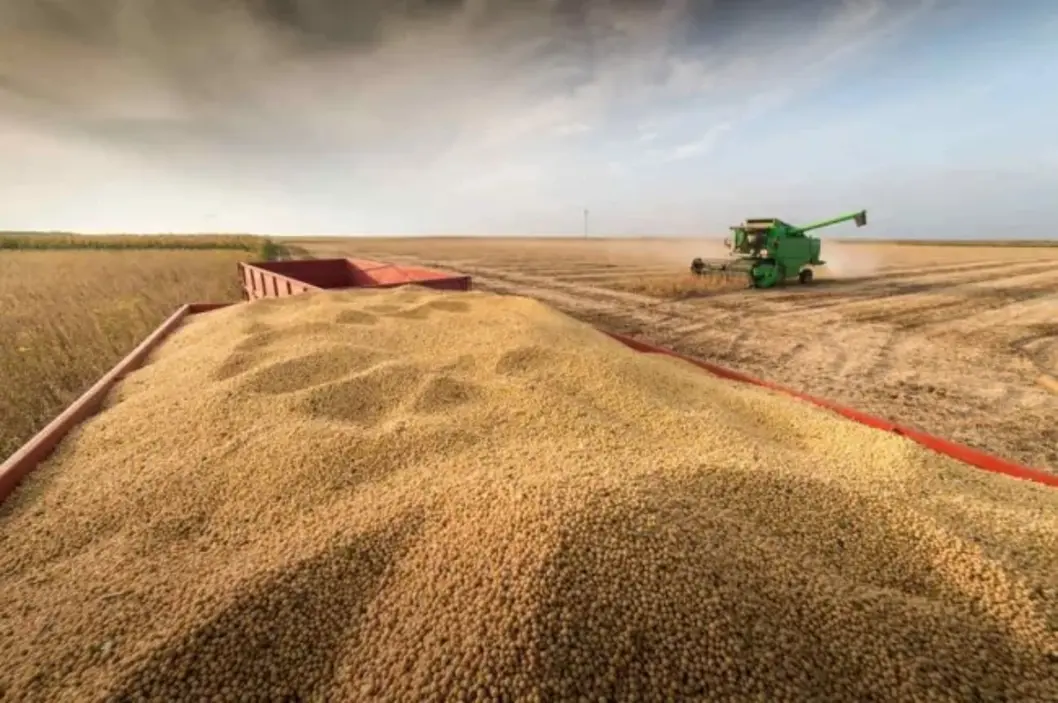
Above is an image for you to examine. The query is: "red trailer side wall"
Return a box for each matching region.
[240,258,471,300]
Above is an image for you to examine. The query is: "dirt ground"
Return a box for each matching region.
[301,238,1058,473]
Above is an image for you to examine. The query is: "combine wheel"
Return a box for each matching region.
[798,268,814,284]
[751,264,782,289]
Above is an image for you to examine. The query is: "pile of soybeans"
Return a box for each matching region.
[1,286,1056,702]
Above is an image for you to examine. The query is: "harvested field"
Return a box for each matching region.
[0,250,250,460]
[300,237,1058,472]
[2,287,1057,701]
[606,272,747,298]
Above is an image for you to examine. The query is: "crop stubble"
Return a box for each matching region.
[305,238,1058,472]
[1,286,1057,701]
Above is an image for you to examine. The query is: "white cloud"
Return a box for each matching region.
[0,0,943,233]
[555,122,591,137]
[664,122,733,161]
[649,0,937,165]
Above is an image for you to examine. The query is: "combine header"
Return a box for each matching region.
[691,210,867,289]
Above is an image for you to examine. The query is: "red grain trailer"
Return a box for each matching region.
[239,258,472,301]
[2,256,1057,503]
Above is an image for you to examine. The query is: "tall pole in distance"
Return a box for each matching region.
[584,209,589,239]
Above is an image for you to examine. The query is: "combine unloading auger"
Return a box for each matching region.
[690,210,867,289]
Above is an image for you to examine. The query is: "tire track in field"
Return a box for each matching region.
[898,290,1053,331]
[553,268,684,281]
[837,267,1058,327]
[798,261,1058,317]
[854,259,1055,286]
[894,275,1058,331]
[515,267,672,280]
[932,293,1058,336]
[474,259,591,269]
[1013,324,1058,376]
[964,266,1058,291]
[836,259,1041,280]
[728,260,1055,315]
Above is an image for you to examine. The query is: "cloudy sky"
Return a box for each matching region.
[1,0,1055,236]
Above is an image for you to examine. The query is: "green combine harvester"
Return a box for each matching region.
[690,210,868,289]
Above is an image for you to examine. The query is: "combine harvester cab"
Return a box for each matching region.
[691,209,867,289]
